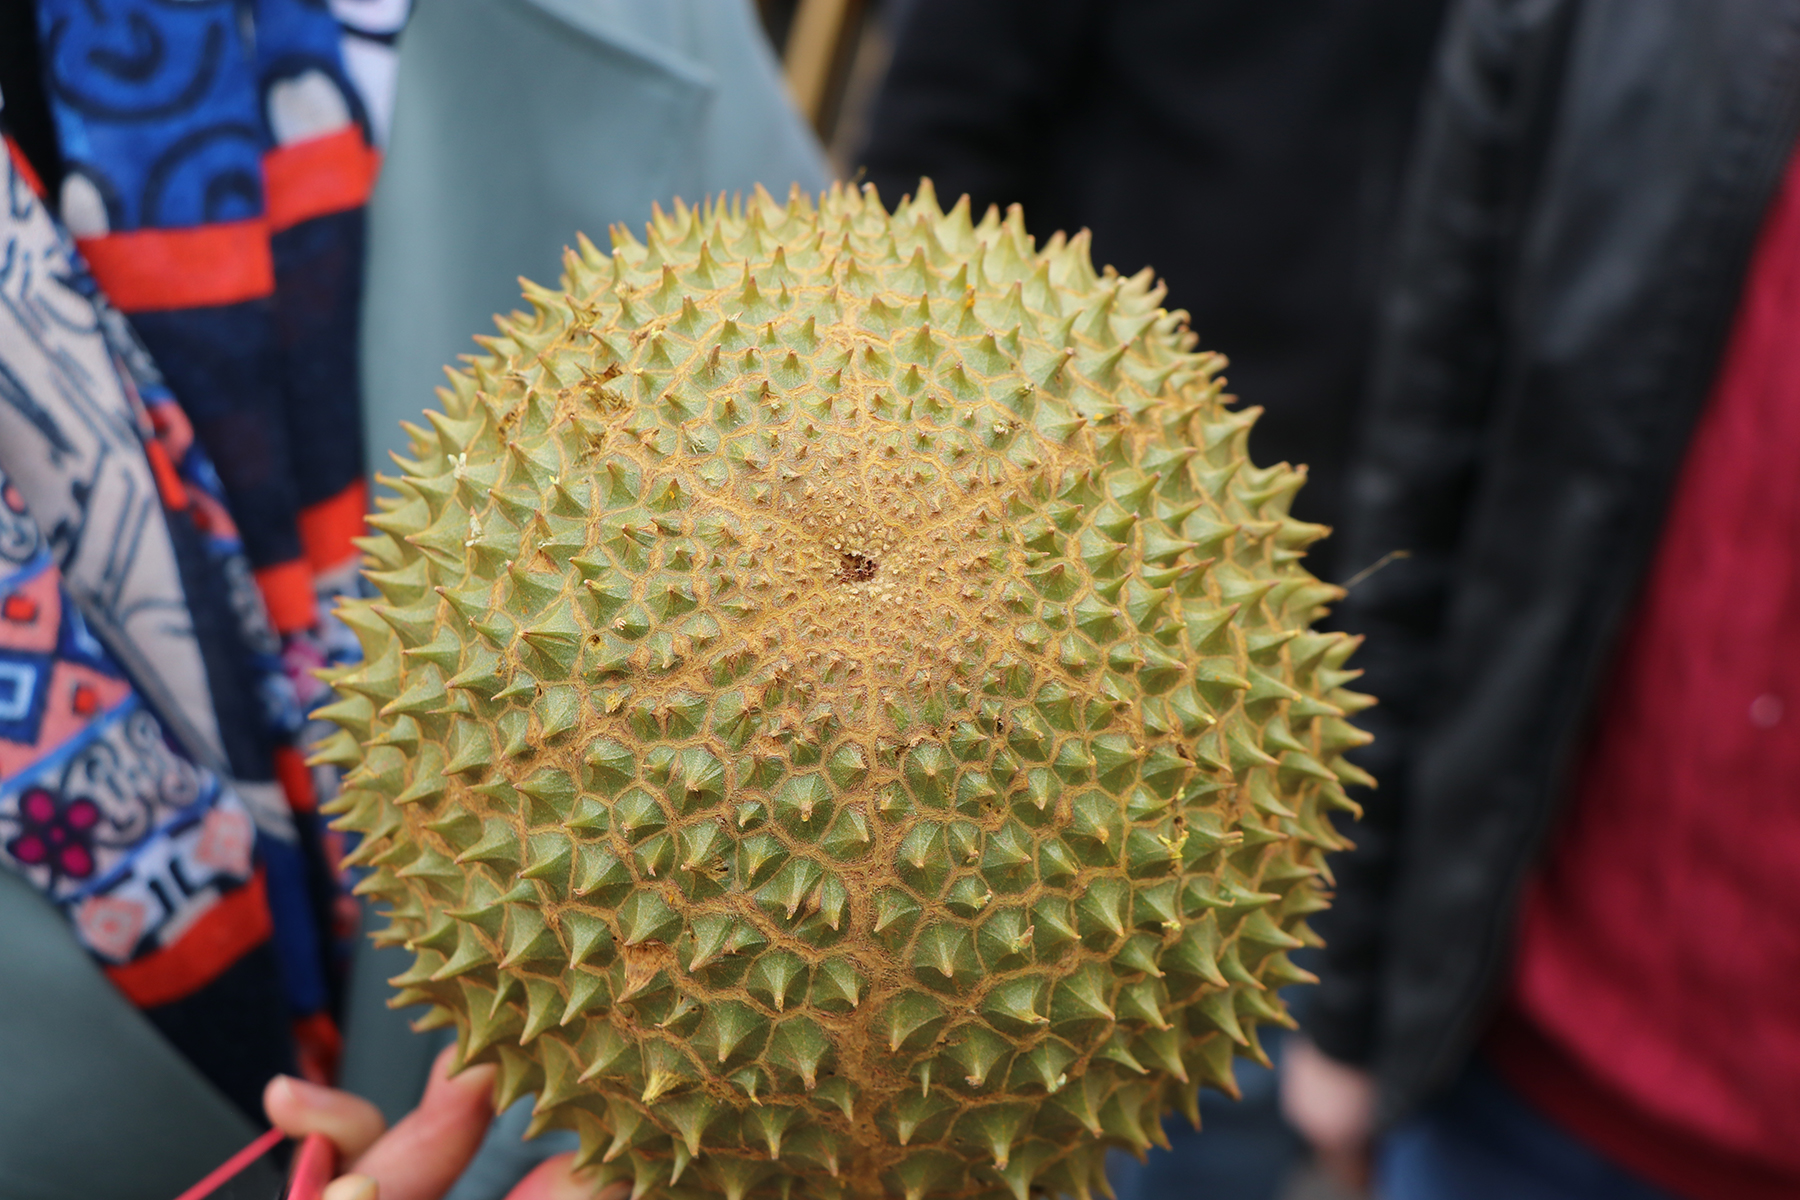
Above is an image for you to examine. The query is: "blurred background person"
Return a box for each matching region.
[1285,2,1800,1198]
[852,3,1446,1197]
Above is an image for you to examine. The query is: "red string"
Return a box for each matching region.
[287,1133,338,1200]
[171,1127,284,1200]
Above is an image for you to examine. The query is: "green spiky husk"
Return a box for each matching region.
[319,180,1370,1200]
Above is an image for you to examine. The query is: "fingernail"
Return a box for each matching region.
[323,1175,378,1200]
[271,1074,332,1108]
[448,1062,498,1094]
[266,1075,296,1109]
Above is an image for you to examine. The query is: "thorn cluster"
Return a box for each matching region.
[319,179,1371,1200]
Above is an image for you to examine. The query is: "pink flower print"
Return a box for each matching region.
[8,788,100,881]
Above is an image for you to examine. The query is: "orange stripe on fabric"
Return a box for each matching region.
[255,558,318,633]
[273,744,317,813]
[297,478,368,574]
[263,127,379,233]
[79,221,274,312]
[106,870,272,1008]
[5,137,46,199]
[143,439,190,511]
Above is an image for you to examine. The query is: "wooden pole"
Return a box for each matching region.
[783,0,855,130]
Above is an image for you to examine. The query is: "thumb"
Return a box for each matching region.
[350,1046,496,1200]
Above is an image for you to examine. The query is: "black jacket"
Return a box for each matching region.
[859,0,1445,578]
[1311,0,1800,1122]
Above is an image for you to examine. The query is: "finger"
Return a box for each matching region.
[351,1046,498,1200]
[497,1153,633,1200]
[264,1075,387,1162]
[501,1154,574,1200]
[323,1176,380,1200]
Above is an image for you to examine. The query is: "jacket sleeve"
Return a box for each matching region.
[856,0,1092,211]
[0,870,278,1200]
[1305,0,1580,1067]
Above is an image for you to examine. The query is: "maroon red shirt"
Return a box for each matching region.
[1490,144,1800,1198]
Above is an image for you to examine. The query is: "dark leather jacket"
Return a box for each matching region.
[1308,0,1800,1122]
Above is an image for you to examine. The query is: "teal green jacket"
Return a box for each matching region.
[360,0,832,473]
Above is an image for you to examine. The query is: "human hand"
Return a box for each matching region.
[264,1046,492,1200]
[262,1050,630,1200]
[1280,1034,1378,1194]
[264,1045,620,1200]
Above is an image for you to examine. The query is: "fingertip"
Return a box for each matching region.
[263,1074,295,1120]
[261,1075,388,1163]
[453,1059,498,1091]
[323,1174,379,1200]
[427,1043,461,1080]
[268,1073,340,1107]
[264,1073,327,1131]
[499,1154,598,1200]
[432,1055,498,1108]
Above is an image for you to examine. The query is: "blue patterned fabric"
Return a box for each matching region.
[36,0,376,597]
[36,0,266,232]
[0,117,373,1117]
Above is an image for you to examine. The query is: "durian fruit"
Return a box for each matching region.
[318,180,1370,1200]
